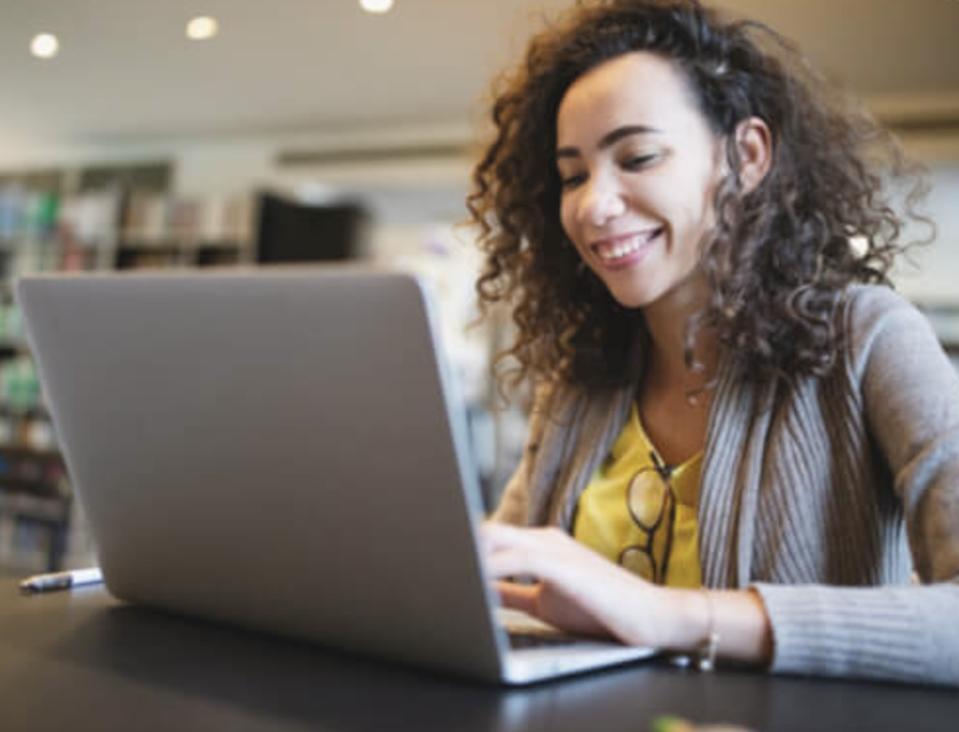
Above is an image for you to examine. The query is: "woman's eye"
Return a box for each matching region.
[559,172,586,189]
[623,154,657,170]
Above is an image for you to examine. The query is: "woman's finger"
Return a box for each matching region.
[484,545,542,579]
[479,521,539,551]
[495,580,539,614]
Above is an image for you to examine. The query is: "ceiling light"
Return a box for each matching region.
[30,33,59,59]
[359,0,394,14]
[186,16,219,40]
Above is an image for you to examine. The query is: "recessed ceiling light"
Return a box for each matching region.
[30,33,59,59]
[359,0,394,14]
[186,16,219,41]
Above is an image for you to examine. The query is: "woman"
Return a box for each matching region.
[468,0,959,685]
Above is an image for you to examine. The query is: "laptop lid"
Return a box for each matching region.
[17,268,508,681]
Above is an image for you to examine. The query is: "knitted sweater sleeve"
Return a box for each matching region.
[753,287,959,685]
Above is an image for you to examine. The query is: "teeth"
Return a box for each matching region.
[597,229,659,261]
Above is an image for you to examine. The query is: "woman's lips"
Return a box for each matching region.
[591,227,663,270]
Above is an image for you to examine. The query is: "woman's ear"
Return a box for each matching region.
[735,116,773,194]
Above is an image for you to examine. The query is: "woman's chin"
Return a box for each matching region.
[603,268,707,313]
[606,283,658,310]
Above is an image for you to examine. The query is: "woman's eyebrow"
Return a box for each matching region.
[556,124,664,158]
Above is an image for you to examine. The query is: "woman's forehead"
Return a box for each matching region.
[556,52,705,143]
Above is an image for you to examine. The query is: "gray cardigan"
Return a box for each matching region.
[492,285,959,686]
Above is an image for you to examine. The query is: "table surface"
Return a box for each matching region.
[0,580,955,732]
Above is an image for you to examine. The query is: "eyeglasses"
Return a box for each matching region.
[617,451,676,585]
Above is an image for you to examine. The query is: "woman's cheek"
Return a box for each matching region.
[558,199,574,240]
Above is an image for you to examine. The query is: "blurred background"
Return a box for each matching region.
[0,0,956,573]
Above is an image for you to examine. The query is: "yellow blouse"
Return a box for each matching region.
[572,403,703,588]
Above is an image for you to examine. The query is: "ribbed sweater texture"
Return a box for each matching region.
[492,285,959,685]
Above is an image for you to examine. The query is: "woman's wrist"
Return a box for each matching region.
[659,587,774,667]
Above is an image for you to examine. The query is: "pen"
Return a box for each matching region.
[19,567,103,594]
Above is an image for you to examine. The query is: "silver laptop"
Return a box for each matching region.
[16,268,655,684]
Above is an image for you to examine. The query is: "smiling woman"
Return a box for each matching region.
[468,0,959,686]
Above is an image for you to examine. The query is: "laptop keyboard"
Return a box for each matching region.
[508,632,579,649]
[499,607,582,649]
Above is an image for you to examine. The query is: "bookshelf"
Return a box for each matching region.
[0,161,256,570]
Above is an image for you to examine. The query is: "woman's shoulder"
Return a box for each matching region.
[528,379,605,422]
[840,283,941,377]
[842,282,916,321]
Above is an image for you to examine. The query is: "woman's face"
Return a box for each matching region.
[556,51,724,310]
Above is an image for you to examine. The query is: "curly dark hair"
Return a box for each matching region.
[467,0,930,391]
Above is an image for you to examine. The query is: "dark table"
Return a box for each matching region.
[0,580,955,731]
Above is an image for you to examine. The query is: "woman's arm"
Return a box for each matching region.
[482,522,772,664]
[748,287,959,684]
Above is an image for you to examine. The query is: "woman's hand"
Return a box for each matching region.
[480,521,683,646]
[480,521,774,665]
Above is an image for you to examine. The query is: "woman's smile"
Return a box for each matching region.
[591,226,665,269]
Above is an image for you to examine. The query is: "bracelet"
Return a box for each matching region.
[697,589,719,672]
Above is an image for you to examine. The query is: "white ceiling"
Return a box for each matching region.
[0,0,956,146]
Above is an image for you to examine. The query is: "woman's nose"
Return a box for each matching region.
[578,176,626,227]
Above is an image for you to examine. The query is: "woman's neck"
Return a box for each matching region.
[641,273,718,393]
